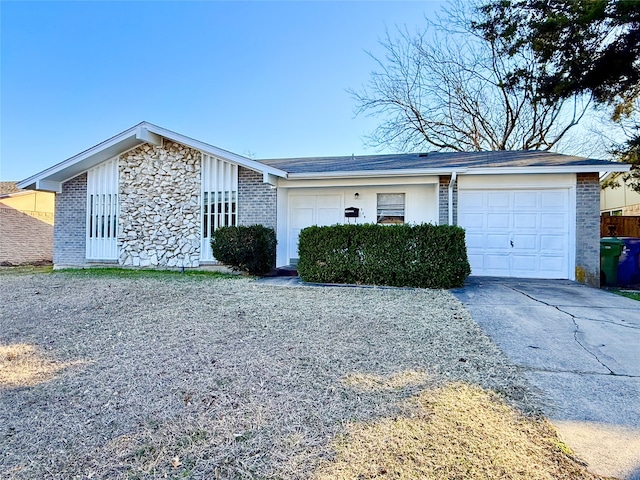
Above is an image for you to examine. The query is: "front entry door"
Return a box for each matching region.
[288,194,342,262]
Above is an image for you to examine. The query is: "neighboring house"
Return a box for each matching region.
[18,122,630,286]
[0,182,55,265]
[600,172,640,216]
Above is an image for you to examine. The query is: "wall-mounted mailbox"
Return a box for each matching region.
[345,207,360,218]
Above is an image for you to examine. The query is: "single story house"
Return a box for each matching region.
[18,122,630,286]
[600,172,640,216]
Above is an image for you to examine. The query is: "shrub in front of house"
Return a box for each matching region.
[210,225,277,275]
[297,223,470,288]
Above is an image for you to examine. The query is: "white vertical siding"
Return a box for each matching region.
[86,157,119,260]
[201,154,238,261]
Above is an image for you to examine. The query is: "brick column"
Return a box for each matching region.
[53,173,87,267]
[438,176,457,225]
[238,167,276,229]
[575,173,600,286]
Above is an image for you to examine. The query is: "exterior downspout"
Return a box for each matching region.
[448,171,457,225]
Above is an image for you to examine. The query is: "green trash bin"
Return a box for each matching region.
[601,237,625,286]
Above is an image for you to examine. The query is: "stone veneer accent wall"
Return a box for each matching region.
[119,141,201,268]
[575,172,600,286]
[53,173,87,266]
[438,176,457,225]
[238,167,277,229]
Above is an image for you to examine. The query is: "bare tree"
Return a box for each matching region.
[351,4,591,152]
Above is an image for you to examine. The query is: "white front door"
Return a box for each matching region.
[288,194,342,262]
[458,189,571,278]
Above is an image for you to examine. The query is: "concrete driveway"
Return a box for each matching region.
[453,278,640,480]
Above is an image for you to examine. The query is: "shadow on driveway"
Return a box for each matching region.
[452,277,640,480]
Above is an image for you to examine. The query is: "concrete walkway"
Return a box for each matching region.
[452,278,640,480]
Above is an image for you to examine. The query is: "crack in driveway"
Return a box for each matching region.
[505,285,617,376]
[456,280,640,479]
[518,365,640,378]
[553,313,640,330]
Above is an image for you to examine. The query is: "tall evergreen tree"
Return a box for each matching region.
[475,0,640,187]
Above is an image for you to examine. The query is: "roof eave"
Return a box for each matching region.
[466,164,632,175]
[144,123,287,178]
[17,123,152,192]
[280,163,631,179]
[285,168,466,180]
[18,122,288,192]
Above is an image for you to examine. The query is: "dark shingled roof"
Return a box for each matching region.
[258,150,619,174]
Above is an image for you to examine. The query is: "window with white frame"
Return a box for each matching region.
[86,157,119,260]
[203,190,237,236]
[201,154,238,261]
[377,193,405,224]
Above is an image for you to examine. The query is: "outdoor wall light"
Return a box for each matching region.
[354,192,359,199]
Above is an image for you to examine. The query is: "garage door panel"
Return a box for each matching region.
[540,213,568,229]
[487,192,510,209]
[513,234,537,250]
[514,214,537,229]
[486,234,509,249]
[485,254,510,269]
[511,256,567,278]
[484,254,510,273]
[487,213,509,228]
[540,235,566,251]
[466,233,485,249]
[511,255,537,273]
[459,213,484,229]
[459,188,570,279]
[459,192,486,210]
[539,255,567,275]
[540,190,568,208]
[513,191,538,209]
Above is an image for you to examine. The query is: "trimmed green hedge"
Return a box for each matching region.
[297,223,470,288]
[210,225,276,275]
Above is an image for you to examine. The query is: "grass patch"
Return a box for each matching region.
[54,266,239,280]
[0,265,53,276]
[0,344,84,388]
[0,265,239,280]
[0,276,603,479]
[315,383,598,479]
[611,289,640,301]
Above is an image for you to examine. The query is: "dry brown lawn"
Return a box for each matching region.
[0,343,85,388]
[0,270,608,479]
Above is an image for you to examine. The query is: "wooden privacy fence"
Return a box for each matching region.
[601,216,640,237]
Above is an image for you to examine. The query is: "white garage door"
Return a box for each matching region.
[288,194,342,262]
[458,189,570,278]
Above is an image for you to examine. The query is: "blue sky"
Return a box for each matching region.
[1,1,445,181]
